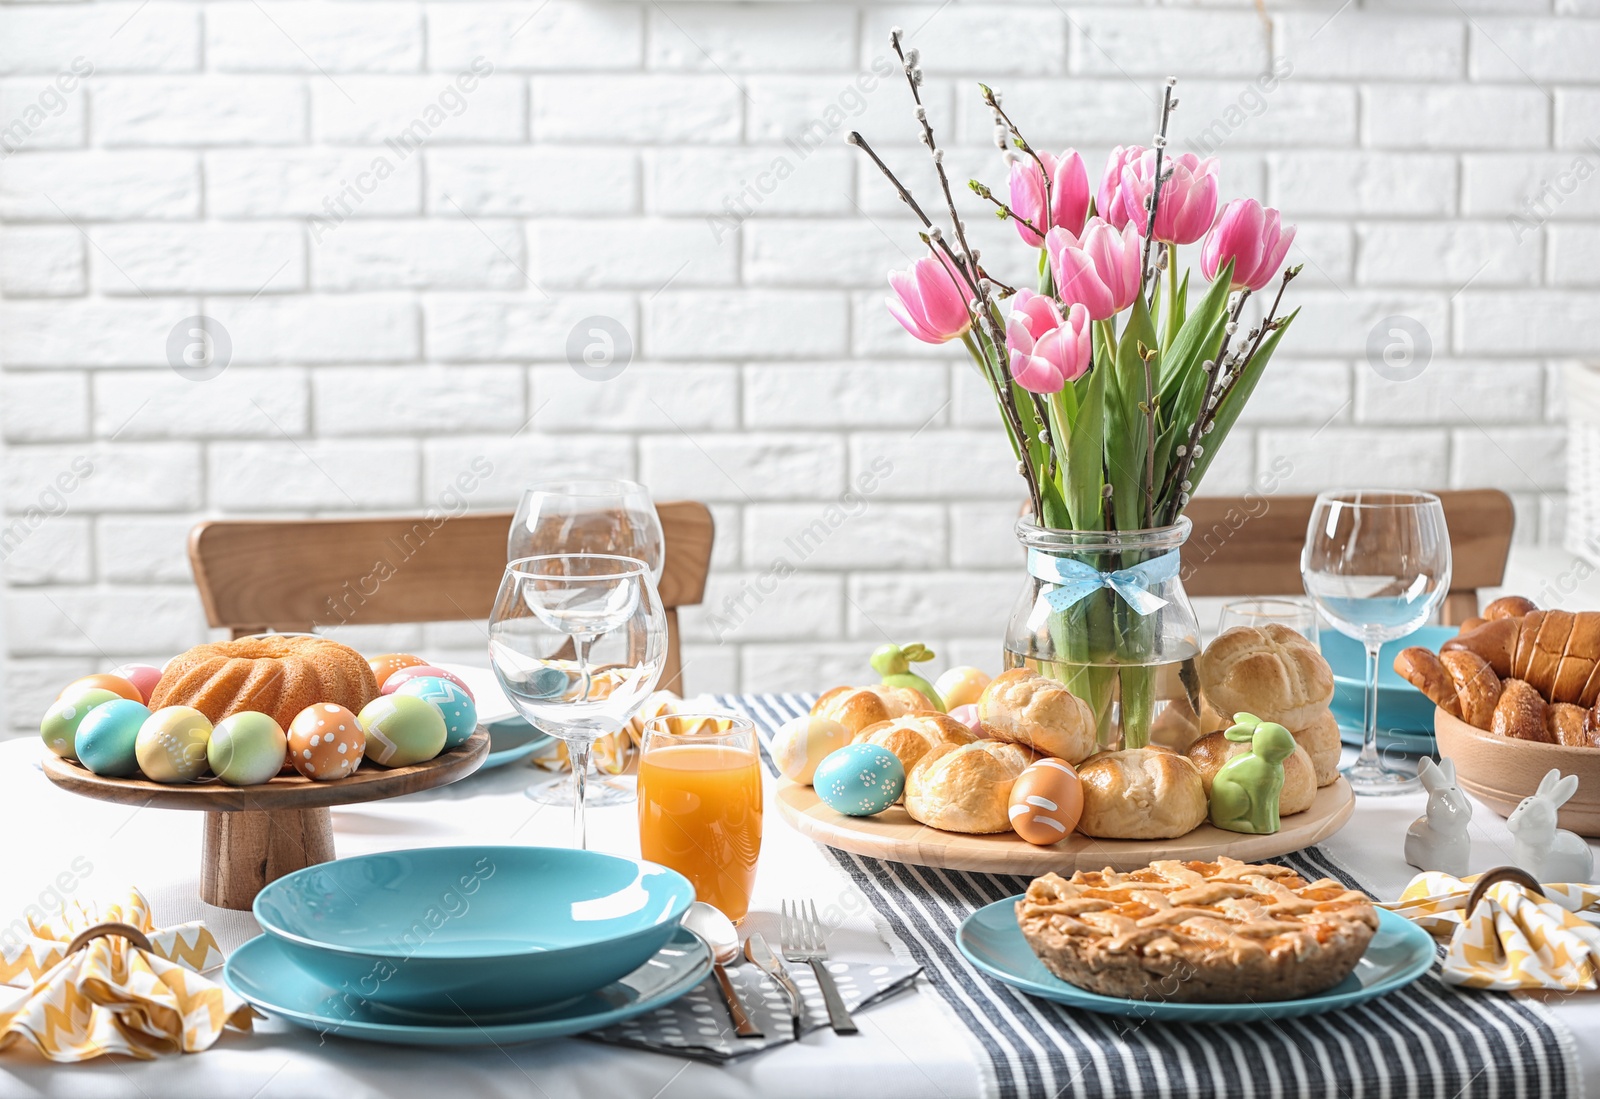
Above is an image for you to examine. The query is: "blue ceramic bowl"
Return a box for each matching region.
[253,846,694,1014]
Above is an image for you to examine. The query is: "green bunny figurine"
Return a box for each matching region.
[1209,712,1297,835]
[869,643,945,711]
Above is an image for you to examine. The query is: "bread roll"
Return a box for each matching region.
[977,668,1097,764]
[811,684,934,736]
[853,712,975,775]
[1198,624,1334,731]
[1292,710,1341,787]
[1493,678,1550,742]
[1185,731,1317,815]
[1076,748,1207,840]
[1441,649,1501,730]
[1546,703,1594,748]
[904,740,1035,834]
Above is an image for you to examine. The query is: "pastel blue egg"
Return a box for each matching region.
[75,699,151,777]
[813,743,905,817]
[396,676,478,749]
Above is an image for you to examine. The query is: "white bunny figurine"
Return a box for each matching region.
[1405,757,1473,877]
[1506,769,1594,884]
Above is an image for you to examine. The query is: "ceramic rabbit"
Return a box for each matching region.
[1209,712,1297,835]
[1404,757,1472,877]
[1506,769,1594,884]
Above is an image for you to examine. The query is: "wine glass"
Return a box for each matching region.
[509,479,664,807]
[1301,491,1451,795]
[488,554,667,847]
[1217,597,1320,646]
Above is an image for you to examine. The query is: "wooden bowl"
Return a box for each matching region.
[1434,708,1600,836]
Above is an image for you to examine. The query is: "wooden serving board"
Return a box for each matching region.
[777,775,1355,874]
[42,729,489,909]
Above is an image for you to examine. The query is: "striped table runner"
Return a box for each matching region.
[729,693,1574,1099]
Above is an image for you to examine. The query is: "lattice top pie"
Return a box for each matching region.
[1015,857,1380,1003]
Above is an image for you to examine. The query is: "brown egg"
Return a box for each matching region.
[1008,758,1083,845]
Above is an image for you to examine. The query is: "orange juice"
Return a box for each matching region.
[637,743,763,922]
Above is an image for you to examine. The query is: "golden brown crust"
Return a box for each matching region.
[1393,647,1463,718]
[1075,749,1207,840]
[1015,858,1379,1003]
[1546,703,1595,748]
[1291,710,1342,787]
[150,636,379,731]
[1439,649,1501,730]
[853,712,975,776]
[977,668,1098,764]
[811,685,934,736]
[1443,617,1518,679]
[903,740,1035,834]
[1185,731,1316,815]
[1492,678,1551,742]
[1484,595,1538,620]
[1197,624,1334,731]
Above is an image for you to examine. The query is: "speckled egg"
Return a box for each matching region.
[381,664,474,700]
[75,699,151,777]
[813,743,906,817]
[368,653,426,690]
[109,663,164,704]
[771,714,851,785]
[288,704,364,781]
[395,676,477,749]
[60,674,143,705]
[135,706,213,783]
[40,689,121,761]
[1008,758,1084,846]
[208,712,288,786]
[359,695,447,767]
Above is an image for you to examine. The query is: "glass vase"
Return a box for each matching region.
[1002,519,1202,751]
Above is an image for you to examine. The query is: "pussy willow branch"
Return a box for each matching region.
[1141,79,1178,307]
[1159,287,1251,522]
[968,180,1044,242]
[1236,263,1300,371]
[980,84,1054,240]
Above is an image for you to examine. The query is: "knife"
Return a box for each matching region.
[743,932,803,1039]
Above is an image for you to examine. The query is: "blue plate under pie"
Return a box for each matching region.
[957,898,1435,1024]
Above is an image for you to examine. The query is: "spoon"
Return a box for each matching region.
[683,901,762,1039]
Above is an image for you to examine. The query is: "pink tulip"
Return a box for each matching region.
[1045,218,1141,322]
[1201,198,1296,292]
[886,251,972,344]
[1006,150,1091,248]
[1006,290,1092,394]
[1098,147,1219,245]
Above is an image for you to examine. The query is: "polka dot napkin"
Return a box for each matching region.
[586,959,921,1063]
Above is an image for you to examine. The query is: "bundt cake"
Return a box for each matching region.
[149,636,379,731]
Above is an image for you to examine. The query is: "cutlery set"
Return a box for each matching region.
[694,899,855,1041]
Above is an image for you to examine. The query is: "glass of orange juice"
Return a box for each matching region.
[637,713,763,923]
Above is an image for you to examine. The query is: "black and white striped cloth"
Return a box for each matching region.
[727,693,1574,1099]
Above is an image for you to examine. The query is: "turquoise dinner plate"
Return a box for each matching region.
[957,899,1435,1024]
[225,927,712,1047]
[1323,625,1458,754]
[481,715,555,770]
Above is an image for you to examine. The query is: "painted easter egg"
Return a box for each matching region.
[288,704,364,781]
[208,712,288,786]
[934,666,992,710]
[109,663,164,704]
[381,664,474,700]
[771,714,851,785]
[60,673,142,705]
[40,689,121,760]
[814,743,905,817]
[1008,758,1084,846]
[368,653,426,689]
[947,703,984,736]
[359,694,447,767]
[75,699,151,777]
[135,706,213,783]
[395,676,477,749]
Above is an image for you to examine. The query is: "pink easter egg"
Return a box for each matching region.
[111,663,164,704]
[381,665,474,701]
[949,703,983,735]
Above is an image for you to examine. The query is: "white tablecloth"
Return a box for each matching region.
[1,667,1596,1099]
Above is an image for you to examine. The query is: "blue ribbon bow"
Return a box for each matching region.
[1025,547,1180,631]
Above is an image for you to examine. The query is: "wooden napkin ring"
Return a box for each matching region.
[67,922,153,955]
[1464,866,1547,918]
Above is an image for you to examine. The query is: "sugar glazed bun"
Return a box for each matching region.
[904,740,1036,834]
[1075,748,1208,840]
[977,668,1098,764]
[1198,624,1335,731]
[853,712,975,776]
[811,684,935,736]
[1291,710,1342,787]
[1185,731,1317,815]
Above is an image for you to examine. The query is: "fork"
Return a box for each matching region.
[781,900,859,1035]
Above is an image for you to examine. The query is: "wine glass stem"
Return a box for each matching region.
[1361,639,1382,768]
[569,737,592,849]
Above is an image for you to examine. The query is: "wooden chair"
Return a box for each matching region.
[186,502,715,693]
[1180,489,1515,626]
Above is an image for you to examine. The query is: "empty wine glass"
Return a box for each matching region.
[1217,598,1320,646]
[1301,491,1451,795]
[488,554,667,847]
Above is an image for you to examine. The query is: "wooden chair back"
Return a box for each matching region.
[186,502,715,692]
[1180,489,1515,625]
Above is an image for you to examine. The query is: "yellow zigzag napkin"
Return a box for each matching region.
[1384,871,1600,991]
[0,890,253,1061]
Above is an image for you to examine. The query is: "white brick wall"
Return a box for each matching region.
[0,0,1589,731]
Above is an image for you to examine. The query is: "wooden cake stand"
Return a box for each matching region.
[42,728,490,909]
[777,775,1355,875]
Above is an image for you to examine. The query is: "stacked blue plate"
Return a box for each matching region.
[225,846,706,1045]
[1321,625,1458,755]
